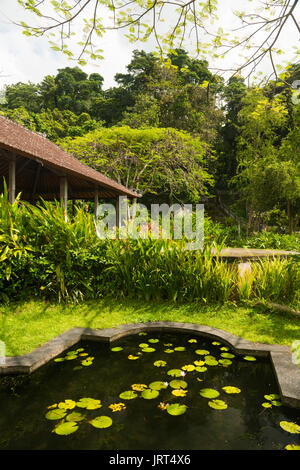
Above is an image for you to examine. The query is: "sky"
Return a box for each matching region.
[0,0,299,91]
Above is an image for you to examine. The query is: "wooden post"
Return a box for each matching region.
[8,154,16,204]
[94,189,99,220]
[60,176,68,222]
[116,195,120,233]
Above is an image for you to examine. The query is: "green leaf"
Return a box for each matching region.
[280,421,300,434]
[169,380,187,389]
[243,356,256,361]
[154,360,167,367]
[199,388,220,399]
[208,399,228,410]
[45,408,67,420]
[141,389,160,399]
[167,403,187,416]
[89,416,113,429]
[76,398,102,410]
[167,369,183,377]
[285,444,300,450]
[111,347,123,352]
[119,390,138,400]
[222,386,241,394]
[149,381,168,391]
[195,349,210,355]
[141,347,156,353]
[66,412,85,422]
[52,421,79,435]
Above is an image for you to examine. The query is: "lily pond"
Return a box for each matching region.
[0,331,300,450]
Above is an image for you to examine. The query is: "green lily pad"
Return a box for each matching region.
[141,347,156,353]
[76,398,102,410]
[243,356,256,361]
[66,412,85,422]
[174,347,186,351]
[219,359,232,366]
[205,358,218,366]
[138,332,147,336]
[220,347,229,351]
[141,389,160,400]
[45,408,67,420]
[89,416,113,429]
[195,349,210,356]
[139,343,149,348]
[220,352,235,359]
[166,403,187,416]
[199,388,220,399]
[169,380,187,389]
[222,386,241,394]
[111,347,123,352]
[148,339,159,343]
[280,421,300,434]
[81,360,93,366]
[52,421,79,435]
[76,348,85,352]
[164,349,174,354]
[154,360,167,367]
[208,399,228,410]
[285,444,300,450]
[54,357,65,362]
[58,399,76,410]
[264,394,280,401]
[195,366,207,372]
[149,381,168,391]
[271,400,282,407]
[181,364,195,372]
[167,369,183,377]
[188,339,197,343]
[262,402,273,408]
[119,390,138,400]
[212,341,221,346]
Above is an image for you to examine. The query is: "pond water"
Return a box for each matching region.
[0,331,299,450]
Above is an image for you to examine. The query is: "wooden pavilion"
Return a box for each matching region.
[0,115,139,222]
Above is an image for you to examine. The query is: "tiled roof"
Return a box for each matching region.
[0,115,139,198]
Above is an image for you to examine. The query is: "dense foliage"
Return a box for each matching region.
[0,191,299,306]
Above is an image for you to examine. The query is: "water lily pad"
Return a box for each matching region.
[262,402,273,408]
[264,394,280,401]
[285,444,300,450]
[149,381,168,391]
[188,339,197,343]
[81,360,93,366]
[181,364,195,372]
[222,386,241,394]
[212,341,221,346]
[167,403,187,416]
[205,358,218,366]
[139,343,149,348]
[66,412,85,422]
[58,399,76,410]
[111,347,123,352]
[195,366,207,373]
[174,347,186,351]
[52,421,78,435]
[128,355,139,360]
[73,366,83,371]
[119,390,138,400]
[195,349,210,356]
[45,408,67,420]
[141,347,156,353]
[138,332,147,336]
[220,353,235,359]
[194,360,205,366]
[199,388,220,399]
[89,416,113,429]
[141,389,160,400]
[219,359,232,366]
[76,398,102,410]
[169,380,187,389]
[208,399,228,410]
[220,347,229,351]
[167,369,183,377]
[148,339,159,343]
[280,421,300,434]
[164,349,174,354]
[54,357,65,362]
[271,400,282,407]
[131,384,148,391]
[172,389,187,397]
[154,360,167,367]
[243,356,256,361]
[76,348,85,352]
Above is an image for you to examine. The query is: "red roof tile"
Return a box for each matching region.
[0,115,139,198]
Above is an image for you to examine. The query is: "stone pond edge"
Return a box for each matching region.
[1,321,300,409]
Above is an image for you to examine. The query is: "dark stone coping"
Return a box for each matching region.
[1,322,299,409]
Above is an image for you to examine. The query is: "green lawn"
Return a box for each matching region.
[1,298,299,357]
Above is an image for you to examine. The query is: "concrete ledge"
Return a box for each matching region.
[1,322,299,409]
